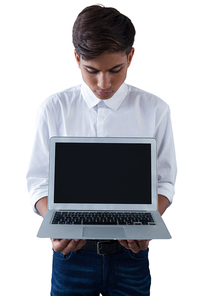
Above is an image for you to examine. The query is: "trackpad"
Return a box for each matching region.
[83,226,126,239]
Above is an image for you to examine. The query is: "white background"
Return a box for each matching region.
[1,0,196,295]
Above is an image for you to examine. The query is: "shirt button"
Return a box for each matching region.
[99,115,105,120]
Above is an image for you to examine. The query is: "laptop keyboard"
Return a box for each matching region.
[52,211,155,225]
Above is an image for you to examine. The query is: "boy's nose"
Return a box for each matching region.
[97,73,111,90]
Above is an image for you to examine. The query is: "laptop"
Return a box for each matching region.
[37,137,171,240]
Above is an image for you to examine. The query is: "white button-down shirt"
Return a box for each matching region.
[27,82,177,214]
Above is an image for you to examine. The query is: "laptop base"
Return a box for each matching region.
[37,210,171,240]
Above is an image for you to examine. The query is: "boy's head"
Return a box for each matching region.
[73,5,136,100]
[73,5,136,60]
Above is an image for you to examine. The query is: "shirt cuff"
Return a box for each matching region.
[158,182,175,205]
[30,190,48,216]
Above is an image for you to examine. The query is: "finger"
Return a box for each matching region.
[137,240,150,250]
[118,240,129,249]
[61,239,86,255]
[127,240,140,253]
[75,239,86,251]
[51,239,71,253]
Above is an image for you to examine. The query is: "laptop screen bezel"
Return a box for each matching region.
[48,137,158,211]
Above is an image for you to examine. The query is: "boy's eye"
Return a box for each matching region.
[110,69,121,74]
[86,69,98,74]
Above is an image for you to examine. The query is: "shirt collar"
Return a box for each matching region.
[81,81,128,111]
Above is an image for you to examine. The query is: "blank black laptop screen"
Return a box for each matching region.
[54,142,151,204]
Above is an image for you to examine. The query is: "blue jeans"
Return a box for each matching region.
[51,247,151,296]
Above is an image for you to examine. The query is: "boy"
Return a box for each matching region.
[27,5,177,296]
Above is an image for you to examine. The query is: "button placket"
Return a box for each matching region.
[97,104,107,136]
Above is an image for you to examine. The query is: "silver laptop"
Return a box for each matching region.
[37,137,171,240]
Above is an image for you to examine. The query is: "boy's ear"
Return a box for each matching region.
[74,50,81,67]
[127,48,135,67]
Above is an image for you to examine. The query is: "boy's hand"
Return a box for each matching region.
[51,239,86,255]
[118,240,150,253]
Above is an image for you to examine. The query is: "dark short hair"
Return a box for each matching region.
[72,5,136,60]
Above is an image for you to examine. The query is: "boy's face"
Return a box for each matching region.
[74,49,134,100]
